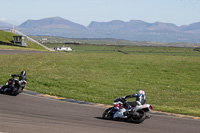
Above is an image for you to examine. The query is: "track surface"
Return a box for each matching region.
[0,93,199,133]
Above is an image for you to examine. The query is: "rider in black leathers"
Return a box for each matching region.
[0,71,27,94]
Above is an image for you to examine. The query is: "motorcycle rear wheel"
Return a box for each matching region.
[129,110,146,124]
[12,87,22,96]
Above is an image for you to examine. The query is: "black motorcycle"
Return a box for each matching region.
[0,74,27,96]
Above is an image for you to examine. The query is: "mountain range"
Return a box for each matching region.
[1,17,200,43]
[0,21,12,29]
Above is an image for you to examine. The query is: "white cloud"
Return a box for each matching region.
[0,18,8,21]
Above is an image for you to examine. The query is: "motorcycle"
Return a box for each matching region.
[0,74,27,96]
[102,98,153,124]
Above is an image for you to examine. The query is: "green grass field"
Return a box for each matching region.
[0,48,199,116]
[1,30,200,116]
[46,43,199,56]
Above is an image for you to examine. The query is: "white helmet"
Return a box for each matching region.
[138,90,145,95]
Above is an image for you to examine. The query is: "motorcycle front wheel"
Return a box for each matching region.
[0,85,7,94]
[102,107,114,120]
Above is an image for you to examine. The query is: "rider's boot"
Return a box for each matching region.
[146,115,151,119]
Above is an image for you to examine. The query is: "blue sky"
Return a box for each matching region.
[1,0,200,26]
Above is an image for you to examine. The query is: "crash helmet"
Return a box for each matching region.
[21,71,26,76]
[138,90,145,95]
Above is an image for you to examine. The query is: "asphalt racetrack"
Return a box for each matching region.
[0,92,199,133]
[0,50,200,133]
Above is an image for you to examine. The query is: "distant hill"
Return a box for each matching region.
[88,21,181,32]
[180,22,200,33]
[86,20,200,43]
[1,17,199,43]
[147,22,179,32]
[17,17,88,37]
[0,21,12,29]
[88,20,126,30]
[19,17,86,29]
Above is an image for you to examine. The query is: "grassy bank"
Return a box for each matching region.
[0,30,46,51]
[0,50,199,116]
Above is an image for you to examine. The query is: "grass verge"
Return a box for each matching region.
[0,51,199,116]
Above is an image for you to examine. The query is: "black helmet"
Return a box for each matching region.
[21,71,26,76]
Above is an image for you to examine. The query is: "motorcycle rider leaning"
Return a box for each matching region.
[115,90,146,113]
[12,71,27,82]
[12,71,27,89]
[113,90,146,119]
[0,71,27,93]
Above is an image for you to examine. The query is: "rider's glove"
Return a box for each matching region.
[119,96,126,101]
